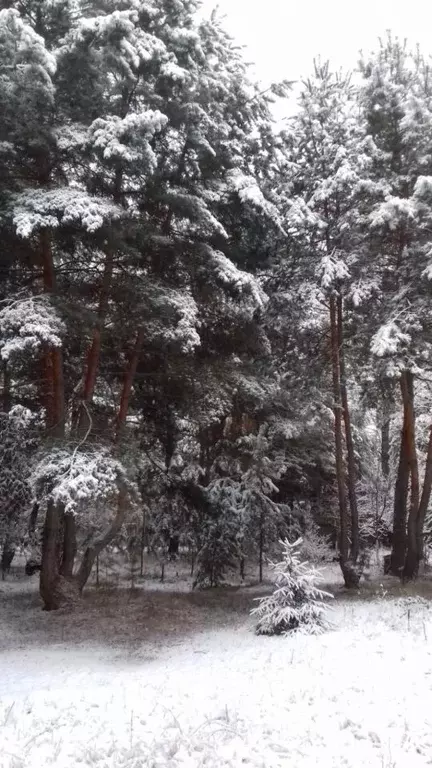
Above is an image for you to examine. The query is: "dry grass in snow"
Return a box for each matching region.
[1,570,432,766]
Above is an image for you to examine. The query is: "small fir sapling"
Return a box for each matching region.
[251,537,333,635]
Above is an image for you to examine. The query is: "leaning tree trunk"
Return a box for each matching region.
[75,485,127,591]
[329,295,358,587]
[337,293,359,563]
[401,371,420,581]
[74,329,145,593]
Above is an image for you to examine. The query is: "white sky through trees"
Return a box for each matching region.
[201,0,432,85]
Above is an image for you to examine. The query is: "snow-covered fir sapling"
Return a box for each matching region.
[251,538,333,635]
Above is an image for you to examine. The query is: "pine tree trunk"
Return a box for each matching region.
[390,404,410,576]
[40,500,79,610]
[337,293,359,563]
[75,331,142,592]
[75,486,127,591]
[60,514,77,579]
[1,538,15,579]
[402,371,420,581]
[76,164,122,437]
[259,510,264,583]
[115,328,145,442]
[39,230,70,610]
[381,419,391,478]
[330,296,358,587]
[416,426,432,564]
[76,245,114,438]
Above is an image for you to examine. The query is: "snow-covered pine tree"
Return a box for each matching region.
[360,37,432,579]
[0,0,287,608]
[251,538,333,635]
[271,61,374,586]
[0,407,37,577]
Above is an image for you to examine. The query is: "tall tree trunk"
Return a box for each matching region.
[60,514,77,579]
[337,293,359,563]
[41,229,65,439]
[1,537,15,579]
[402,371,420,580]
[39,230,69,610]
[258,510,264,584]
[40,500,78,610]
[416,426,432,564]
[381,419,391,478]
[330,295,356,586]
[390,405,410,576]
[115,329,145,442]
[76,244,114,438]
[380,379,393,479]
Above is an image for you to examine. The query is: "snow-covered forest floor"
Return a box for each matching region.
[1,562,432,767]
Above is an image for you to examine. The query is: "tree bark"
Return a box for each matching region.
[330,295,358,587]
[115,328,145,442]
[381,419,391,478]
[39,230,68,610]
[60,514,77,579]
[402,371,420,581]
[416,426,432,563]
[41,229,65,439]
[75,485,127,591]
[74,330,142,592]
[1,538,15,579]
[390,403,410,576]
[337,293,359,563]
[76,245,114,438]
[40,499,78,610]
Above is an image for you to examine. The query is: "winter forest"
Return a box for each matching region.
[2,0,432,765]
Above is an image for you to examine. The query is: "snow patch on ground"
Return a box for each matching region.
[1,592,432,766]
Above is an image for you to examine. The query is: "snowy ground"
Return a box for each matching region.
[1,569,432,767]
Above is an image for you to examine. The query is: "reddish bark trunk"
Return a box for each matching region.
[76,247,114,437]
[390,406,410,576]
[115,328,145,442]
[41,229,65,439]
[330,295,352,585]
[417,426,432,562]
[337,293,359,563]
[402,371,420,581]
[39,230,68,609]
[60,514,77,579]
[74,329,143,592]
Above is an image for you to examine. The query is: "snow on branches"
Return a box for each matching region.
[370,321,411,358]
[317,253,350,290]
[251,538,333,635]
[0,8,56,78]
[227,169,284,230]
[89,110,168,166]
[32,448,131,516]
[12,188,124,237]
[0,296,65,361]
[208,248,267,311]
